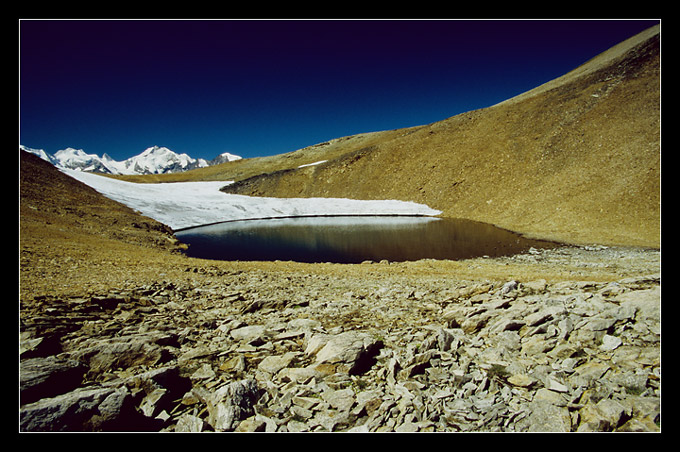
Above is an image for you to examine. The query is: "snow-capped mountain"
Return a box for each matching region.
[53,148,121,174]
[209,152,242,165]
[20,145,241,175]
[20,145,57,165]
[105,146,210,175]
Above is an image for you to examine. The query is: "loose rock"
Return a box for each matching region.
[19,247,661,432]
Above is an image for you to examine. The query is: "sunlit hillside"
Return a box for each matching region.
[117,25,660,248]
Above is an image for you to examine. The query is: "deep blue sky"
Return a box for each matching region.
[19,19,660,161]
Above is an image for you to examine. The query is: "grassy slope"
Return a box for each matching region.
[19,151,187,298]
[109,26,661,248]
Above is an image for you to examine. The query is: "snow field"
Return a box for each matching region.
[62,169,442,231]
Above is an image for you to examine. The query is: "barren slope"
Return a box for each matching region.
[19,151,188,298]
[216,25,660,248]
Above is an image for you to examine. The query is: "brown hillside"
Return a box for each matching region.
[19,151,187,298]
[217,25,661,248]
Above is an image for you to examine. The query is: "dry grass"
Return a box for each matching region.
[204,26,660,248]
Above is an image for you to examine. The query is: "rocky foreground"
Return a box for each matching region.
[19,245,661,432]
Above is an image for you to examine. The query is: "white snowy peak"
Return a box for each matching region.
[20,145,56,165]
[52,147,113,173]
[123,146,208,175]
[210,152,242,165]
[20,145,241,176]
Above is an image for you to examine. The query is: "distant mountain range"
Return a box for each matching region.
[20,145,242,175]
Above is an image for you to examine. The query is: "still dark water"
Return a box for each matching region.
[175,216,559,264]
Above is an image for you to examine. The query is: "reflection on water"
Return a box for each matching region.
[175,216,559,264]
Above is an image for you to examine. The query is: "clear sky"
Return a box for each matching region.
[19,18,660,162]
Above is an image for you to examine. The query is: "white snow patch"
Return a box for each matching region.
[298,160,327,168]
[61,169,442,230]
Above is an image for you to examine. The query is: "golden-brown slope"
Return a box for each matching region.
[219,26,660,248]
[19,151,188,298]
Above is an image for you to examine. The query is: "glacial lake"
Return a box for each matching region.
[175,216,559,264]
